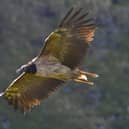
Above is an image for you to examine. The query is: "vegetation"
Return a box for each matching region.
[0,0,129,129]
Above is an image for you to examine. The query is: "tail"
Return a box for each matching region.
[73,69,99,85]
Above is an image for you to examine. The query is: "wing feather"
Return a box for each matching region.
[61,8,83,26]
[58,8,96,43]
[59,7,74,27]
[3,73,64,112]
[39,8,96,69]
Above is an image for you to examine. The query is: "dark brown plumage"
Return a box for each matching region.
[0,8,98,113]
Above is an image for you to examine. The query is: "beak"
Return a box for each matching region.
[16,65,25,74]
[16,67,22,74]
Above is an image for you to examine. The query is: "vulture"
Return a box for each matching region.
[0,8,98,113]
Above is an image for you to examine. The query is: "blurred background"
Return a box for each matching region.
[0,0,129,129]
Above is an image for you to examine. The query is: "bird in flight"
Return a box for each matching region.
[0,8,98,113]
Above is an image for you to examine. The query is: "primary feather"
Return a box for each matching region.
[39,8,96,69]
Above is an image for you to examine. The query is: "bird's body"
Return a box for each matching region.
[33,56,73,81]
[1,8,98,112]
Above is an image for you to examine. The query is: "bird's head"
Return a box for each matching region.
[16,64,28,74]
[16,63,37,74]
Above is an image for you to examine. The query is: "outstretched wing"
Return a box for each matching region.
[39,8,96,69]
[2,73,64,112]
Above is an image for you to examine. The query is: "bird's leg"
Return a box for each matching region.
[79,70,99,78]
[74,78,94,85]
[72,68,99,86]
